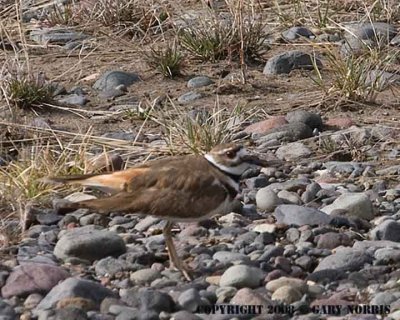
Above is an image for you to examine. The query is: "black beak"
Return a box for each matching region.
[240,154,268,167]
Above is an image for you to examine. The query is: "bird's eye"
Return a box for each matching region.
[225,151,235,159]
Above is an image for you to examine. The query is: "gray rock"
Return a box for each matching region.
[263,50,322,75]
[301,182,322,203]
[374,248,400,263]
[187,76,214,88]
[212,251,250,264]
[35,277,114,311]
[321,193,374,220]
[170,310,202,320]
[341,22,397,56]
[255,122,314,144]
[0,299,16,320]
[135,216,161,232]
[30,28,89,45]
[370,292,398,305]
[178,91,203,103]
[93,71,140,91]
[121,288,174,313]
[219,265,264,289]
[365,70,400,89]
[277,190,302,205]
[271,285,303,304]
[371,220,400,242]
[314,247,372,272]
[276,142,312,161]
[282,26,315,41]
[54,226,126,262]
[130,268,161,285]
[316,232,352,249]
[256,188,282,211]
[95,257,133,277]
[274,204,332,226]
[1,263,69,298]
[57,94,87,106]
[45,307,89,320]
[178,288,203,312]
[98,86,127,100]
[390,33,400,46]
[36,212,63,225]
[286,110,323,130]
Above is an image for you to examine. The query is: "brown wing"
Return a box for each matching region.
[60,156,230,220]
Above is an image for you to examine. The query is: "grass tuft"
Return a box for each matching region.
[179,0,268,62]
[143,41,184,78]
[6,76,53,111]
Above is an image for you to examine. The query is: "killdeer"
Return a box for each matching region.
[44,143,266,280]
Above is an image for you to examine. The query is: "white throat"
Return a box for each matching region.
[204,154,250,176]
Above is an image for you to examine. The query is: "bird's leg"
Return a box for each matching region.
[163,221,192,281]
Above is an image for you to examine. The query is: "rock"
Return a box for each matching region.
[30,28,89,45]
[266,277,308,294]
[54,226,126,262]
[93,71,140,91]
[24,293,44,309]
[370,292,398,305]
[1,263,69,298]
[276,142,312,161]
[178,288,203,312]
[374,248,400,263]
[170,310,202,320]
[371,220,400,242]
[44,307,89,320]
[316,232,352,249]
[277,190,302,205]
[121,288,174,313]
[256,188,282,211]
[230,288,272,307]
[321,193,374,220]
[135,217,162,232]
[219,265,264,289]
[301,182,322,203]
[57,94,87,106]
[314,247,372,272]
[177,91,203,103]
[130,268,161,285]
[244,116,288,135]
[0,299,17,320]
[187,76,213,88]
[212,251,250,264]
[286,110,323,130]
[252,223,276,234]
[255,122,314,144]
[274,205,332,226]
[86,153,124,173]
[324,117,355,129]
[263,50,322,75]
[271,285,303,304]
[282,26,315,41]
[95,257,133,277]
[35,278,114,311]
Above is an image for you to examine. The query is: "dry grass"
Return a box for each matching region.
[143,40,184,78]
[179,0,268,62]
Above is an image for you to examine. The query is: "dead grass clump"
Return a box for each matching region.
[76,0,171,37]
[179,0,268,62]
[312,43,399,104]
[143,41,184,78]
[151,99,255,154]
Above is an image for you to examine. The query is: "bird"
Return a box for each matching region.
[43,143,267,280]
